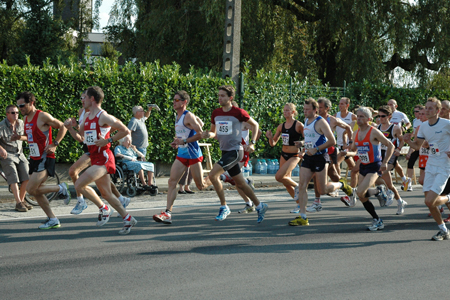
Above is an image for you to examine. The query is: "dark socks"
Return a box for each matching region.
[362,200,379,220]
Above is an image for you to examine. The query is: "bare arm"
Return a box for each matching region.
[244,117,259,153]
[95,113,130,148]
[266,124,282,147]
[42,113,68,153]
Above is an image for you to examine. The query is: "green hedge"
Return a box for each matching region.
[2,58,450,163]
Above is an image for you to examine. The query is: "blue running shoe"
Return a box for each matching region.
[215,206,231,221]
[367,218,384,231]
[256,203,268,223]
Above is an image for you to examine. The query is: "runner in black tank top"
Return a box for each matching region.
[266,103,304,202]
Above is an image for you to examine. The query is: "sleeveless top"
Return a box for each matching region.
[25,110,54,160]
[83,110,112,154]
[175,110,202,159]
[281,120,302,146]
[377,123,397,150]
[355,127,382,165]
[304,116,327,155]
[336,111,354,146]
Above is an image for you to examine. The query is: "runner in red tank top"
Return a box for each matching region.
[70,86,137,235]
[14,91,69,230]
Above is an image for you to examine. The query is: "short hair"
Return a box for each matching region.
[86,86,104,104]
[219,85,235,98]
[427,97,441,110]
[285,103,298,116]
[414,104,424,110]
[317,97,332,109]
[352,105,361,114]
[119,134,131,144]
[16,91,36,103]
[388,99,397,106]
[378,105,392,116]
[5,105,17,113]
[304,97,318,111]
[132,106,143,115]
[441,100,450,109]
[175,90,190,105]
[340,97,350,105]
[357,107,372,119]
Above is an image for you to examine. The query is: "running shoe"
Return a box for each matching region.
[288,216,309,226]
[431,229,450,241]
[376,185,388,207]
[256,203,268,223]
[59,182,71,205]
[427,206,444,217]
[293,186,299,202]
[97,206,113,227]
[38,218,61,230]
[222,173,235,186]
[215,206,231,221]
[385,189,395,207]
[444,215,450,223]
[118,217,137,235]
[247,178,255,191]
[406,178,413,191]
[238,204,256,214]
[306,202,323,213]
[402,177,410,191]
[367,218,384,231]
[396,200,407,215]
[348,188,358,207]
[290,204,300,213]
[340,195,351,207]
[339,178,353,197]
[328,189,339,197]
[71,201,88,215]
[153,211,172,224]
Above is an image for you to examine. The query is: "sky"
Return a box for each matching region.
[96,0,115,32]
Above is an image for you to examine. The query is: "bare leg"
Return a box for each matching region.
[26,171,56,218]
[275,156,300,198]
[74,166,106,208]
[69,154,91,198]
[165,160,188,211]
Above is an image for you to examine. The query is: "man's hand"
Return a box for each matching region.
[244,144,255,153]
[10,133,21,142]
[201,131,210,139]
[44,143,57,154]
[265,130,273,139]
[294,140,304,149]
[95,134,109,148]
[380,162,388,172]
[0,148,7,159]
[64,117,77,129]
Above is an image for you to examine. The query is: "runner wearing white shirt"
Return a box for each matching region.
[387,99,411,189]
[335,97,357,181]
[405,97,450,241]
[404,105,423,192]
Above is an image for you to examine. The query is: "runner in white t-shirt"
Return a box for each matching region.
[404,104,424,191]
[404,97,450,241]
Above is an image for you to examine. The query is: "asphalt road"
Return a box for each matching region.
[0,186,448,299]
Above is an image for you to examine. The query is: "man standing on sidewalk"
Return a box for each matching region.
[14,92,70,229]
[0,105,32,212]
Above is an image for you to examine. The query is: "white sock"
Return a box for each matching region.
[50,217,58,222]
[397,198,403,205]
[402,176,407,182]
[447,195,450,203]
[119,195,125,202]
[314,197,321,204]
[438,223,448,232]
[246,201,253,207]
[221,205,229,209]
[256,203,262,210]
[77,196,85,204]
[300,213,307,219]
[58,184,64,193]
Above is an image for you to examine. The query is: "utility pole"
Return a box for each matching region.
[222,0,241,98]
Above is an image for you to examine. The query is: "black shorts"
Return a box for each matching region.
[281,151,299,161]
[328,149,338,164]
[338,145,351,160]
[28,156,56,177]
[218,150,243,177]
[381,150,398,166]
[407,150,419,169]
[441,176,450,196]
[301,154,328,172]
[81,142,89,155]
[359,161,381,177]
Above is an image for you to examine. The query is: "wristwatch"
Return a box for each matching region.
[53,140,59,146]
[108,137,113,143]
[250,140,256,145]
[183,139,187,144]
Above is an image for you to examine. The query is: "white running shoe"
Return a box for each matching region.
[328,190,339,197]
[406,178,413,191]
[396,200,407,215]
[293,186,299,202]
[385,189,395,207]
[306,202,323,213]
[118,217,137,235]
[290,204,300,213]
[238,204,256,213]
[71,201,88,215]
[59,182,71,205]
[97,206,113,227]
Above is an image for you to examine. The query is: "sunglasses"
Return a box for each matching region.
[379,115,387,118]
[8,111,19,114]
[18,104,26,108]
[414,111,420,113]
[174,98,185,102]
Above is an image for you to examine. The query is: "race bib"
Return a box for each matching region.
[305,141,314,149]
[358,151,370,163]
[419,147,429,156]
[282,133,289,146]
[84,130,97,146]
[29,143,40,157]
[217,121,232,135]
[429,143,440,156]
